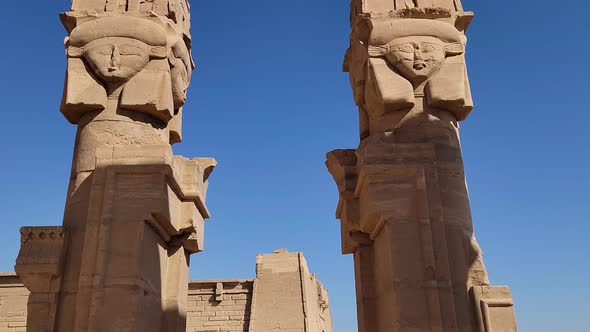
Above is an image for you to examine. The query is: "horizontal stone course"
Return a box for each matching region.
[0,276,28,332]
[187,280,252,332]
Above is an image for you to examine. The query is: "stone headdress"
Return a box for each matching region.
[60,3,194,143]
[347,17,473,121]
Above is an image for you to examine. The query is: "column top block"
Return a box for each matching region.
[352,0,466,16]
[350,0,474,34]
[61,0,191,38]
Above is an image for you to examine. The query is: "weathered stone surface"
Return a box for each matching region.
[473,286,517,332]
[328,1,517,331]
[0,273,29,332]
[240,249,333,332]
[187,279,254,332]
[15,227,66,332]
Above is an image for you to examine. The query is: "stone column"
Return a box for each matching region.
[15,227,66,332]
[16,1,216,331]
[327,1,517,331]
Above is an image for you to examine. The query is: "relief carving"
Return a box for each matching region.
[347,17,474,130]
[60,4,194,144]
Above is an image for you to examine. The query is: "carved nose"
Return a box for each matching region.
[413,48,426,69]
[109,46,120,71]
[414,49,424,60]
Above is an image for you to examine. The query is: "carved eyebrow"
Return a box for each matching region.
[118,45,142,53]
[420,43,444,49]
[389,42,414,48]
[389,44,415,52]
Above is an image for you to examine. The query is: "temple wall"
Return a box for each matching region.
[301,257,333,332]
[187,280,253,332]
[248,251,306,331]
[0,276,253,332]
[0,274,28,332]
[248,250,333,332]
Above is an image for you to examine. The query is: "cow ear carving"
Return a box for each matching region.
[445,42,464,56]
[67,46,84,58]
[368,45,388,57]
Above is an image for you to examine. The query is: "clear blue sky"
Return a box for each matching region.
[0,1,588,331]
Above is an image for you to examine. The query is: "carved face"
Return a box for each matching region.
[76,37,161,84]
[385,36,447,84]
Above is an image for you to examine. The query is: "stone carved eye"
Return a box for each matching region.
[98,47,113,56]
[422,44,437,53]
[119,46,142,56]
[398,45,415,53]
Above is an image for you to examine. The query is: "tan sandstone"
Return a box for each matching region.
[14,1,216,331]
[4,250,333,332]
[327,0,518,331]
[8,0,517,331]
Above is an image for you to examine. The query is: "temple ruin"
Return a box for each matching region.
[4,0,517,331]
